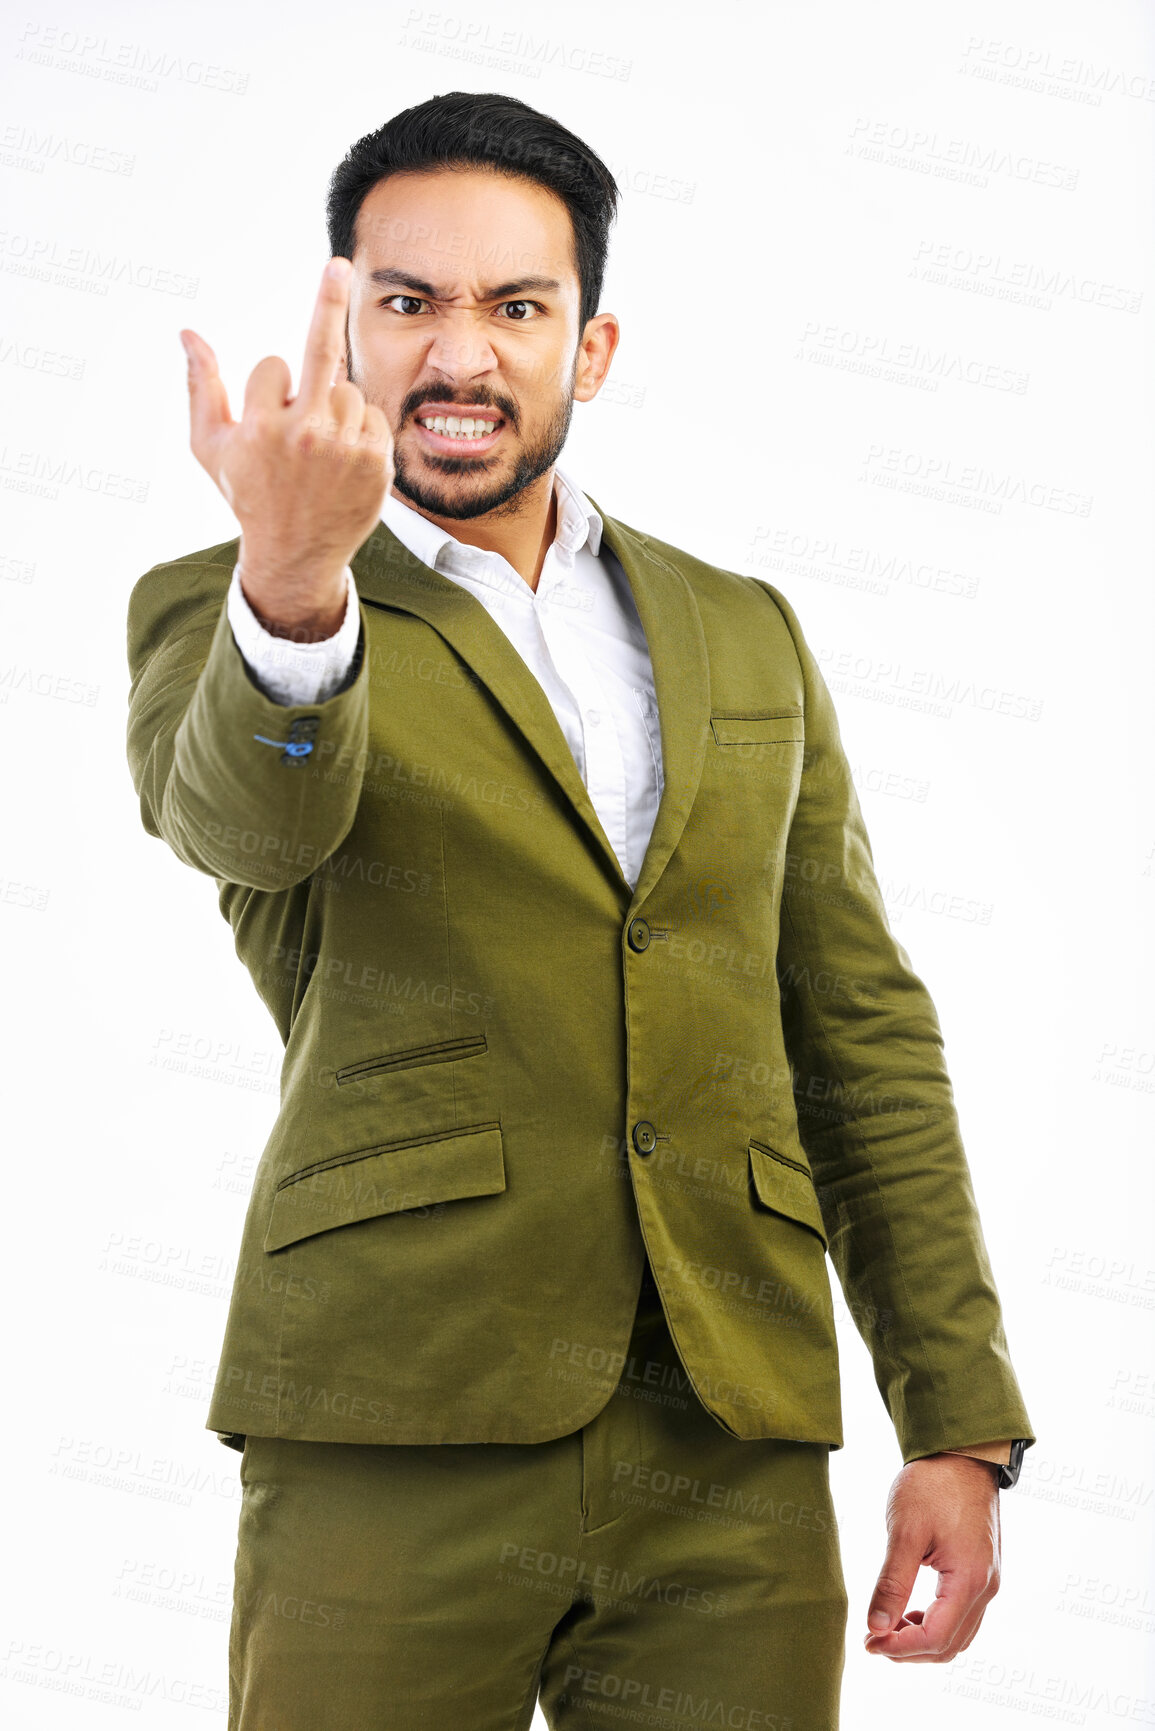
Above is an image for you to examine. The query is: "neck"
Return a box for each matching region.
[398,469,559,593]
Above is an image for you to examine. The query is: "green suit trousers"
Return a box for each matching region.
[228,1257,848,1730]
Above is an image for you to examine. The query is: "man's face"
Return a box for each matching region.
[342,166,610,521]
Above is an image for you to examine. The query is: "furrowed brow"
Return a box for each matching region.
[368,268,561,300]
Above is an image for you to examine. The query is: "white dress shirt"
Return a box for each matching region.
[226,467,665,889]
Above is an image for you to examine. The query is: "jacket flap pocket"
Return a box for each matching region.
[712,711,804,745]
[748,1141,828,1247]
[264,1123,505,1253]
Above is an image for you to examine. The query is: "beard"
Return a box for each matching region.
[394,388,573,521]
[347,350,578,523]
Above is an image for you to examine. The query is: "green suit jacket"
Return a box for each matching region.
[125,505,1036,1462]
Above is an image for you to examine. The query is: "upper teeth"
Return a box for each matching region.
[419,415,498,437]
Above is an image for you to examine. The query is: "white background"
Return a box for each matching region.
[1,0,1152,1725]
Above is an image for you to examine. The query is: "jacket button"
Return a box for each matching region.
[632,1121,658,1155]
[627,918,651,952]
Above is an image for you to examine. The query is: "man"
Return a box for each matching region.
[126,91,1035,1731]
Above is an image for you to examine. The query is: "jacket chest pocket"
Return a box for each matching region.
[693,707,805,844]
[710,705,804,747]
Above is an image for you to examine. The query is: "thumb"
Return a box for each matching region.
[867,1533,923,1632]
[180,329,232,473]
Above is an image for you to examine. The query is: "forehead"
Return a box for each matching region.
[352,167,577,299]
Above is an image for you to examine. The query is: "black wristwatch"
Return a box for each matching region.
[997,1439,1028,1490]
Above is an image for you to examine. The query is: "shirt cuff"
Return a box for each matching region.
[226,564,361,706]
[931,1440,1014,1465]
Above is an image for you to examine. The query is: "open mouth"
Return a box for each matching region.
[413,412,506,456]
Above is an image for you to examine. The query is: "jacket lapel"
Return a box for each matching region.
[591,504,712,911]
[349,502,711,913]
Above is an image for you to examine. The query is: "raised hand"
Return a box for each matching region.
[180,256,393,640]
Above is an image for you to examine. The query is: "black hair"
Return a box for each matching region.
[326,91,619,333]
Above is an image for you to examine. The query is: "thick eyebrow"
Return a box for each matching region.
[367,268,562,300]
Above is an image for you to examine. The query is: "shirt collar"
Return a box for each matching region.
[554,464,603,558]
[380,463,603,577]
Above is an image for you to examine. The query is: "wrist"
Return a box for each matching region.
[931,1451,1003,1477]
[237,559,349,642]
[914,1438,1027,1492]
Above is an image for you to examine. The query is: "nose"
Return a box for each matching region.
[424,313,500,383]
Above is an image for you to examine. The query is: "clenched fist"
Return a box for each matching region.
[180,256,393,641]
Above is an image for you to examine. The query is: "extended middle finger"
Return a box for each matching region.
[296,258,352,416]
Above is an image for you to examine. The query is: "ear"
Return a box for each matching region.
[573,313,621,404]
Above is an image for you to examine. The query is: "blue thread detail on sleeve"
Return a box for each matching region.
[253,716,320,764]
[253,734,313,756]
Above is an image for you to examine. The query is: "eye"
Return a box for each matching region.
[380,294,429,315]
[496,300,542,321]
